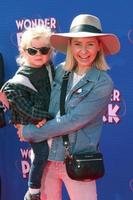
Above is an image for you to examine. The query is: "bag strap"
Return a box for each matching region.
[60,72,100,154]
[60,71,70,153]
[60,71,70,116]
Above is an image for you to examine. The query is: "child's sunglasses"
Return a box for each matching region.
[26,47,50,56]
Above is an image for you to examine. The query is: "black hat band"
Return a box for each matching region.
[70,24,102,33]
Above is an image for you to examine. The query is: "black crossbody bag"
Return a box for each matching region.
[60,72,105,181]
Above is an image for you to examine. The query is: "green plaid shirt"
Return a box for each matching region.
[3,64,54,125]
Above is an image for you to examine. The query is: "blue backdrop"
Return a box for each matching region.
[0,0,133,199]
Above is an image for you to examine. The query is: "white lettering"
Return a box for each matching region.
[111,89,120,102]
[16,32,22,46]
[20,148,31,159]
[21,160,30,178]
[103,104,120,123]
[16,18,57,31]
[16,20,24,30]
[50,18,56,29]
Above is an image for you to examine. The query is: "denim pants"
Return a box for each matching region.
[40,161,97,200]
[28,141,49,188]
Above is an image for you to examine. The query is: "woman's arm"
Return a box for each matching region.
[22,77,113,142]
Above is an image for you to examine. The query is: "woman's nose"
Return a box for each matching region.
[80,46,88,54]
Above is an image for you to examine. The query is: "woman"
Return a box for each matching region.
[17,14,120,200]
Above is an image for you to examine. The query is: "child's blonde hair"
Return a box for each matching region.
[16,25,53,66]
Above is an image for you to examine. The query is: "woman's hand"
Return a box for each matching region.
[15,124,26,142]
[0,91,9,109]
[15,118,47,142]
[36,118,47,128]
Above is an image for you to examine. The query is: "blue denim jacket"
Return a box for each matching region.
[23,63,113,161]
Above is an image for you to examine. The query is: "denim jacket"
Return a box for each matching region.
[23,62,113,161]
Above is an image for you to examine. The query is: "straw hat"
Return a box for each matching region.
[50,14,120,55]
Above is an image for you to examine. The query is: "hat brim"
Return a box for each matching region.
[50,32,120,55]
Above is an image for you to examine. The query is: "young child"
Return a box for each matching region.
[1,25,55,200]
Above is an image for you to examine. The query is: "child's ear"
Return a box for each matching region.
[20,49,25,56]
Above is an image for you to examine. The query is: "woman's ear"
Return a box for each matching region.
[98,41,103,52]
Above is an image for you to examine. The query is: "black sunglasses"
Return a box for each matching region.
[26,47,50,55]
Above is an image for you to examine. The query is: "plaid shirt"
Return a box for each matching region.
[3,64,54,125]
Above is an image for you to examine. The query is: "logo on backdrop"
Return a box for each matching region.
[103,88,126,124]
[15,17,57,46]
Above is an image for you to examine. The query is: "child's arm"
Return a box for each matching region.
[3,83,51,123]
[0,91,9,109]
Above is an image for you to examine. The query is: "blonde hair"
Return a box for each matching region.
[16,25,53,66]
[64,39,110,71]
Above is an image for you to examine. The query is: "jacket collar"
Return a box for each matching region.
[66,66,101,101]
[83,66,101,83]
[69,66,101,88]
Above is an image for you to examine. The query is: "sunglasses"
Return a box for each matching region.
[26,47,50,56]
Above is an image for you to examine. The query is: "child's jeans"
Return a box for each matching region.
[28,141,49,188]
[40,161,97,200]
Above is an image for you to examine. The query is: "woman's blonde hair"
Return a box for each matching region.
[16,25,53,66]
[64,39,110,71]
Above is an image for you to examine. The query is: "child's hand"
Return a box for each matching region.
[15,124,26,142]
[0,91,9,109]
[36,119,47,128]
